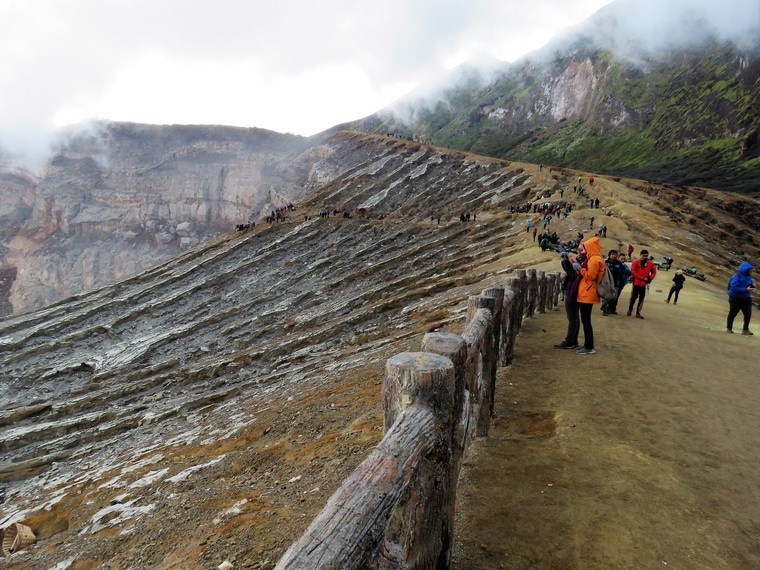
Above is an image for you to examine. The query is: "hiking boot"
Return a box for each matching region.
[665,299,670,303]
[602,311,608,316]
[636,314,644,319]
[627,310,632,316]
[575,347,596,355]
[743,330,754,336]
[554,341,576,349]
[726,328,734,334]
[609,311,618,315]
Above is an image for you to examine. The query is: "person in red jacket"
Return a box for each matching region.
[627,249,657,318]
[572,236,605,354]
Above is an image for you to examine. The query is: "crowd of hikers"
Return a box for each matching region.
[230,170,754,343]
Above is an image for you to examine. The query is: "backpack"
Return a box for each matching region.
[596,264,617,301]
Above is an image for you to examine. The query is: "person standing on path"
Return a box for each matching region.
[726,262,756,335]
[627,250,657,318]
[602,249,626,315]
[572,236,605,354]
[554,251,582,349]
[665,270,686,304]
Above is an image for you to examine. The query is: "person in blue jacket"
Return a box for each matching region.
[726,261,756,335]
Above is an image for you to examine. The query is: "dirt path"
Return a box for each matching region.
[452,275,760,569]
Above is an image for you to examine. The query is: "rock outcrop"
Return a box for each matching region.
[0,123,326,314]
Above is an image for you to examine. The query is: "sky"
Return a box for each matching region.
[0,0,615,166]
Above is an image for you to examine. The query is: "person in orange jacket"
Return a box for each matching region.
[627,249,657,318]
[571,236,605,354]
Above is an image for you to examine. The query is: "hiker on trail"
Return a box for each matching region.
[571,237,605,354]
[589,176,594,185]
[554,251,581,350]
[666,270,686,304]
[627,249,657,318]
[628,244,634,257]
[526,220,532,233]
[602,250,626,315]
[726,261,756,335]
[533,227,538,241]
[594,198,600,208]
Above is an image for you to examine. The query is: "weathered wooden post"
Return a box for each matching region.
[498,289,515,366]
[504,272,525,365]
[461,305,494,437]
[420,333,468,566]
[421,333,467,463]
[466,294,498,419]
[276,353,455,570]
[482,286,505,369]
[382,352,456,569]
[537,271,547,313]
[525,268,537,318]
[550,271,562,310]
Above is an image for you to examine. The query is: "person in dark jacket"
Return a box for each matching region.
[666,270,686,304]
[601,250,626,315]
[554,250,582,349]
[726,262,756,335]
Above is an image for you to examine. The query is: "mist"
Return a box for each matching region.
[382,0,759,126]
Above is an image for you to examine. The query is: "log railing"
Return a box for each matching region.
[276,269,562,569]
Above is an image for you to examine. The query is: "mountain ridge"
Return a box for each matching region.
[350,4,760,193]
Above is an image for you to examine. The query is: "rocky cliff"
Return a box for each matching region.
[0,123,328,314]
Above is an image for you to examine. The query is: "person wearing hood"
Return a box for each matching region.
[726,261,756,335]
[571,236,605,354]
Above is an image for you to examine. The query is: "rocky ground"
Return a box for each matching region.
[1,135,758,569]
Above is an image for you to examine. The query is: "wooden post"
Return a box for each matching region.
[275,406,437,570]
[550,271,562,309]
[498,289,515,366]
[526,269,537,318]
[421,333,467,467]
[537,271,546,313]
[504,273,524,365]
[278,353,455,570]
[381,352,456,569]
[462,308,494,437]
[482,286,505,369]
[420,333,468,567]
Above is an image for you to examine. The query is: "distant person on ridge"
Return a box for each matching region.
[627,249,657,318]
[666,270,686,304]
[726,262,756,335]
[571,236,605,354]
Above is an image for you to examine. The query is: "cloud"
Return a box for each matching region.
[564,0,760,64]
[1,0,669,168]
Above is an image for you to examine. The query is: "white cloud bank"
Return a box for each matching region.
[0,0,757,168]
